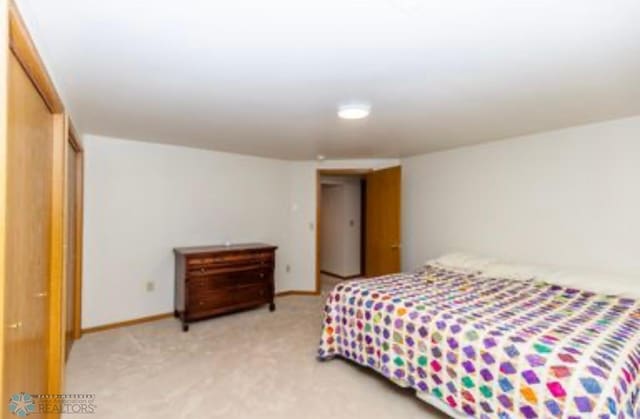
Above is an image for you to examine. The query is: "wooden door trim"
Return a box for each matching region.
[48,114,68,394]
[315,169,373,294]
[68,125,84,339]
[69,120,83,152]
[8,1,64,113]
[360,178,367,275]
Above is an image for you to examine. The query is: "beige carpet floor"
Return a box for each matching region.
[64,276,448,418]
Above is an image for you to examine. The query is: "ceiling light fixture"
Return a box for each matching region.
[338,104,371,120]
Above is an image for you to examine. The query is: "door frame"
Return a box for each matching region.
[315,169,371,294]
[3,0,70,401]
[68,124,84,340]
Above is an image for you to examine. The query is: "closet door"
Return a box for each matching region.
[3,51,54,400]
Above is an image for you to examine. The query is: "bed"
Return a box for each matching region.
[317,258,640,418]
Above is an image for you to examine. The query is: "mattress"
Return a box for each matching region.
[317,264,640,418]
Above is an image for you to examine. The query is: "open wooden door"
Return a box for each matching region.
[365,166,401,277]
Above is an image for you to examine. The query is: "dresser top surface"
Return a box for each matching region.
[173,242,277,256]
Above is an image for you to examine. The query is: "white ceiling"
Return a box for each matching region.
[17,0,640,160]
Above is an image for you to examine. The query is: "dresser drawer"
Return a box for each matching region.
[187,263,271,278]
[187,251,274,269]
[187,290,234,318]
[186,256,217,266]
[187,285,269,319]
[187,269,270,291]
[234,284,270,305]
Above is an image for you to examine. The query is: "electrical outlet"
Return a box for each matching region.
[146,281,155,292]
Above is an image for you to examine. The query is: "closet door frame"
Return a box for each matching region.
[68,124,84,341]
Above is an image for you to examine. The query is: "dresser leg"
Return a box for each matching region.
[182,323,189,332]
[269,302,276,312]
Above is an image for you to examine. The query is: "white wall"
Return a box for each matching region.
[320,184,344,274]
[83,136,399,327]
[85,115,640,326]
[320,177,362,277]
[83,135,291,328]
[402,115,640,277]
[340,178,362,276]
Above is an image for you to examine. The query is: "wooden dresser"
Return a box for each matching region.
[174,243,277,331]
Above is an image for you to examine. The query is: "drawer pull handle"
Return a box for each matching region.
[7,321,22,329]
[260,273,264,278]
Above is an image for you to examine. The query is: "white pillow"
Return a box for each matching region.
[546,270,639,299]
[428,252,496,272]
[482,262,558,281]
[483,260,640,300]
[428,253,640,300]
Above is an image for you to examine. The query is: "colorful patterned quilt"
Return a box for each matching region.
[317,264,640,418]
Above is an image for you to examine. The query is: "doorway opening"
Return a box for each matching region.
[318,173,366,293]
[316,166,402,294]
